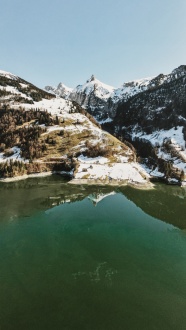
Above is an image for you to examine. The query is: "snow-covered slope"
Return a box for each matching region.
[0,69,150,186]
[131,126,186,181]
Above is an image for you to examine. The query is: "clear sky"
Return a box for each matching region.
[1,0,186,88]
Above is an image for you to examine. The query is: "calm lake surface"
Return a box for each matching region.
[0,176,186,330]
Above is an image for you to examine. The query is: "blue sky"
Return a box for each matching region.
[1,0,186,88]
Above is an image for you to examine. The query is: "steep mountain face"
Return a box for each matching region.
[45,65,186,184]
[110,66,186,182]
[0,70,149,186]
[69,75,115,122]
[114,65,186,132]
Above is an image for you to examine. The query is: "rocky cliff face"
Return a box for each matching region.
[69,75,114,121]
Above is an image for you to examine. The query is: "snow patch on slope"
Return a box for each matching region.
[0,147,26,163]
[132,126,186,173]
[132,126,185,148]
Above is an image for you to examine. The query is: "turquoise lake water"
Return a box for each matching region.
[0,176,186,330]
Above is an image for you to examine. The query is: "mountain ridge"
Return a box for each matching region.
[0,69,150,187]
[45,65,186,122]
[45,65,186,185]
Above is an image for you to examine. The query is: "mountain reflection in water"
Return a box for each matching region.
[0,175,185,229]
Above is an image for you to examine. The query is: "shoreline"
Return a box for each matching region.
[0,170,73,183]
[0,171,153,189]
[68,178,154,190]
[0,172,185,190]
[0,171,53,183]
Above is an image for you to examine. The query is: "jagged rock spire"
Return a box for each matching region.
[87,74,95,83]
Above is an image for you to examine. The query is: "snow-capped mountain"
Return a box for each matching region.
[45,66,186,123]
[69,75,115,121]
[46,74,156,121]
[0,69,150,187]
[46,74,116,122]
[45,65,186,184]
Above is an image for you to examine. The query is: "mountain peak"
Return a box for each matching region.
[57,82,72,92]
[86,74,96,83]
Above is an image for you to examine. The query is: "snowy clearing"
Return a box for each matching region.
[75,157,147,184]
